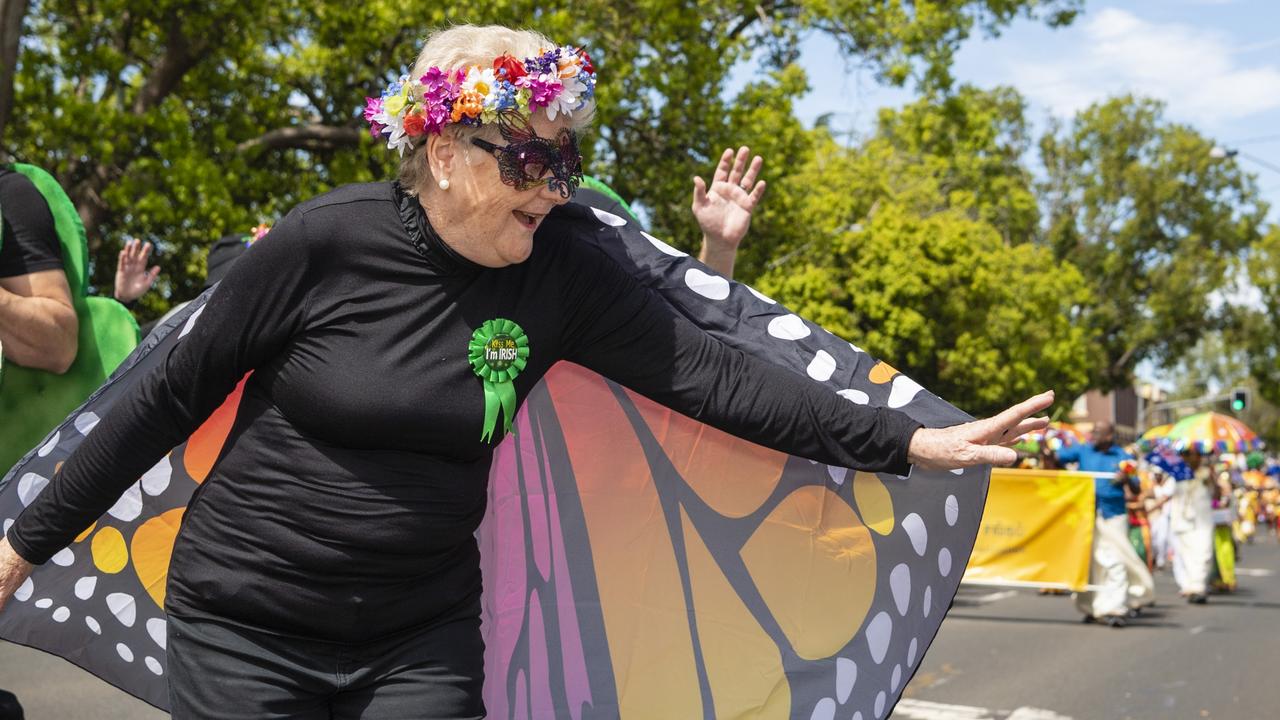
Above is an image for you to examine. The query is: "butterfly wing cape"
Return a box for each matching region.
[0,198,988,720]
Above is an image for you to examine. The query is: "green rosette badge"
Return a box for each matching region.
[468,318,530,443]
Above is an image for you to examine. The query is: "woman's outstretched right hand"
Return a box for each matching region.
[0,536,34,614]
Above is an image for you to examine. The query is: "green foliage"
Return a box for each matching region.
[1240,226,1280,415]
[875,85,1039,243]
[1039,95,1268,390]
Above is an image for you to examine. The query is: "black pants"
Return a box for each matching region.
[166,611,485,719]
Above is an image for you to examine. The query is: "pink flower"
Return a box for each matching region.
[517,72,562,111]
[363,96,384,122]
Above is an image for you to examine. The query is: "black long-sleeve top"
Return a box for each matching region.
[9,182,921,642]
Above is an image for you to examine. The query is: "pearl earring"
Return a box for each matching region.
[438,178,450,190]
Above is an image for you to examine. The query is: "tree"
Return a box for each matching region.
[0,0,1080,321]
[874,85,1039,244]
[1239,225,1280,441]
[1039,96,1268,390]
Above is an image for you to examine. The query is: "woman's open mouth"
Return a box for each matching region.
[513,210,543,230]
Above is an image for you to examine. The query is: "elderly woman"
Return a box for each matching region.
[0,25,1050,719]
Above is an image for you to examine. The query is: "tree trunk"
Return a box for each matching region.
[0,0,29,148]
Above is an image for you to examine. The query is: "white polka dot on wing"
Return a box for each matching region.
[767,314,810,340]
[949,468,964,476]
[75,576,98,600]
[17,472,50,507]
[874,690,886,719]
[938,548,953,576]
[865,611,892,664]
[147,618,167,650]
[922,586,932,617]
[74,411,100,436]
[589,207,627,227]
[178,305,205,339]
[891,664,902,692]
[902,513,928,556]
[810,698,836,720]
[890,563,911,616]
[145,656,164,675]
[887,375,924,409]
[849,342,865,354]
[52,606,70,623]
[826,466,849,486]
[106,482,144,522]
[106,592,137,627]
[2,519,11,535]
[116,643,134,663]
[37,431,60,457]
[51,548,74,567]
[683,268,731,300]
[945,495,959,526]
[806,350,837,381]
[141,455,173,496]
[34,598,52,609]
[746,285,776,304]
[85,616,101,634]
[642,232,688,257]
[836,657,857,704]
[907,637,919,667]
[838,389,870,405]
[14,578,33,602]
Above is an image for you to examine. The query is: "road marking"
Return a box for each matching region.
[972,590,1018,603]
[1189,625,1206,635]
[895,699,1073,720]
[1235,567,1274,577]
[1007,709,1074,720]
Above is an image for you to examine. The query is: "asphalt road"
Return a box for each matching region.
[900,536,1280,720]
[2,538,1277,719]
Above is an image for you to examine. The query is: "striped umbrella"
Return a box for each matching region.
[1137,423,1174,451]
[1165,412,1264,454]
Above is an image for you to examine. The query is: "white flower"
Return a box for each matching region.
[386,126,414,156]
[461,67,498,99]
[546,75,587,121]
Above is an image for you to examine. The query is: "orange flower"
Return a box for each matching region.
[450,90,485,122]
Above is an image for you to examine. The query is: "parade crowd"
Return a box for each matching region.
[1019,421,1279,626]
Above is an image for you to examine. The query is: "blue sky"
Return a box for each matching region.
[779,0,1280,221]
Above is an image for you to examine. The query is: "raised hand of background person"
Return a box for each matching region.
[113,238,160,305]
[693,146,766,280]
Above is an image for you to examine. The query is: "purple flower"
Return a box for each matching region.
[524,49,561,76]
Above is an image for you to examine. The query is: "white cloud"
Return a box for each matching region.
[1010,7,1280,125]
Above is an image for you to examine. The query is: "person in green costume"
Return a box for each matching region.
[0,164,138,475]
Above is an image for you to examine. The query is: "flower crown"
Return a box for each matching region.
[364,46,595,156]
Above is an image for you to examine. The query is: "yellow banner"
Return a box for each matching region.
[963,468,1096,591]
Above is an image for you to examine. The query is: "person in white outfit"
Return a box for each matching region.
[1148,468,1176,570]
[1170,450,1215,603]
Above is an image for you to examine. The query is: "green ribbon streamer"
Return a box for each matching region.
[467,318,530,443]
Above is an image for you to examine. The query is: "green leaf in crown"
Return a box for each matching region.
[468,318,530,443]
